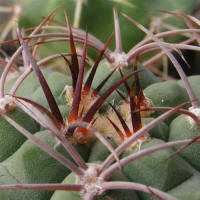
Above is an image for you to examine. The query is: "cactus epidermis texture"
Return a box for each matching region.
[1,6,200,200]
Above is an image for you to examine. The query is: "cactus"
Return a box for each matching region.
[1,6,200,200]
[1,0,198,58]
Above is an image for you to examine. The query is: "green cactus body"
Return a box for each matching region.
[0,108,39,161]
[1,71,43,161]
[169,114,200,171]
[178,75,200,104]
[12,0,197,58]
[81,0,147,53]
[168,175,200,200]
[82,0,197,50]
[30,71,72,108]
[5,70,52,98]
[0,163,23,200]
[122,138,194,200]
[144,80,189,124]
[87,60,159,101]
[1,70,71,160]
[88,138,117,162]
[14,0,198,38]
[1,2,200,199]
[142,118,169,141]
[0,130,90,200]
[50,171,139,200]
[15,0,197,50]
[5,70,71,108]
[49,173,82,200]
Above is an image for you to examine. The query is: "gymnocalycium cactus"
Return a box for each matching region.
[1,7,200,200]
[1,0,198,58]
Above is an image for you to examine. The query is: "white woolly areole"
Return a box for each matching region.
[14,5,22,16]
[78,163,103,198]
[188,106,200,126]
[108,52,128,69]
[0,95,16,113]
[63,85,73,106]
[64,84,98,111]
[119,96,154,121]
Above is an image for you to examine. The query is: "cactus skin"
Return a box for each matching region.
[30,71,72,108]
[1,42,200,200]
[168,175,200,200]
[178,75,200,103]
[5,70,69,108]
[0,130,90,200]
[50,171,140,200]
[87,59,159,101]
[169,114,200,171]
[86,60,159,108]
[142,118,169,141]
[49,138,199,200]
[11,0,198,58]
[0,108,39,161]
[82,0,198,50]
[122,138,194,200]
[50,173,81,200]
[0,70,71,161]
[88,138,117,162]
[144,80,189,124]
[169,75,200,171]
[5,70,51,97]
[1,4,200,200]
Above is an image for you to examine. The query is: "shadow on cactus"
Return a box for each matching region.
[1,7,200,200]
